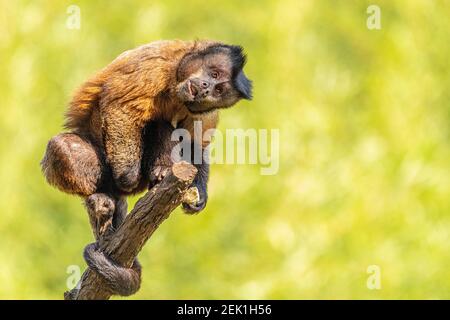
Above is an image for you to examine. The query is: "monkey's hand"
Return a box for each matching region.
[148,162,207,213]
[149,164,207,213]
[143,120,209,213]
[83,242,141,296]
[182,162,208,214]
[182,184,207,214]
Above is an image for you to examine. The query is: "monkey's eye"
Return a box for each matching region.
[211,71,219,79]
[215,86,223,94]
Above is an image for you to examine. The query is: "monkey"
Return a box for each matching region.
[41,40,252,296]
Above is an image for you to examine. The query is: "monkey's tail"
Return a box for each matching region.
[83,242,142,296]
[64,76,105,132]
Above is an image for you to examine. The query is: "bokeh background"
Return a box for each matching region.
[0,0,449,299]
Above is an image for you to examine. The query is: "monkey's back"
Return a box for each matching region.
[63,40,217,145]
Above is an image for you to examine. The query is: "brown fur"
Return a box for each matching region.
[41,133,105,196]
[65,41,219,144]
[41,39,251,234]
[41,40,251,296]
[63,40,220,193]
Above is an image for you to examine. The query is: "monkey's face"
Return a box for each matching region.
[176,45,252,114]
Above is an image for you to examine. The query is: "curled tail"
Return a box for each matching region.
[83,242,142,296]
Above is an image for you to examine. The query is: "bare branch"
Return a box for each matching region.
[65,161,197,300]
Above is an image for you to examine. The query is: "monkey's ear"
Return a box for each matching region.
[235,70,253,100]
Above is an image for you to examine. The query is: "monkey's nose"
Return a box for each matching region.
[200,81,210,89]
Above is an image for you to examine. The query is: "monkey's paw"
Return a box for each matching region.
[182,200,207,214]
[85,194,116,239]
[83,242,141,296]
[182,189,207,214]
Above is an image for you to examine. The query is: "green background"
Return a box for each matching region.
[0,0,449,299]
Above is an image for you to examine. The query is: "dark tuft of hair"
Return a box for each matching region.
[235,70,253,100]
[201,45,245,75]
[225,45,247,75]
[225,45,252,100]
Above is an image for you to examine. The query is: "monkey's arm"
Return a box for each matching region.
[180,112,218,213]
[142,119,213,213]
[102,102,148,193]
[182,142,210,213]
[147,137,209,213]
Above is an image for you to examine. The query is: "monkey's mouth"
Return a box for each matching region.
[184,81,215,114]
[187,80,198,99]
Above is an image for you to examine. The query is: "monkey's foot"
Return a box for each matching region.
[83,242,142,296]
[85,194,116,240]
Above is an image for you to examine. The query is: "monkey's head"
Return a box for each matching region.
[175,44,252,114]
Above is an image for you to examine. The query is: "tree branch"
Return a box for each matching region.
[64,161,197,300]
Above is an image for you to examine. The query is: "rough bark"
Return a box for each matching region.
[64,161,197,300]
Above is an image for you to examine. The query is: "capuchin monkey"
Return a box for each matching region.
[41,40,252,296]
